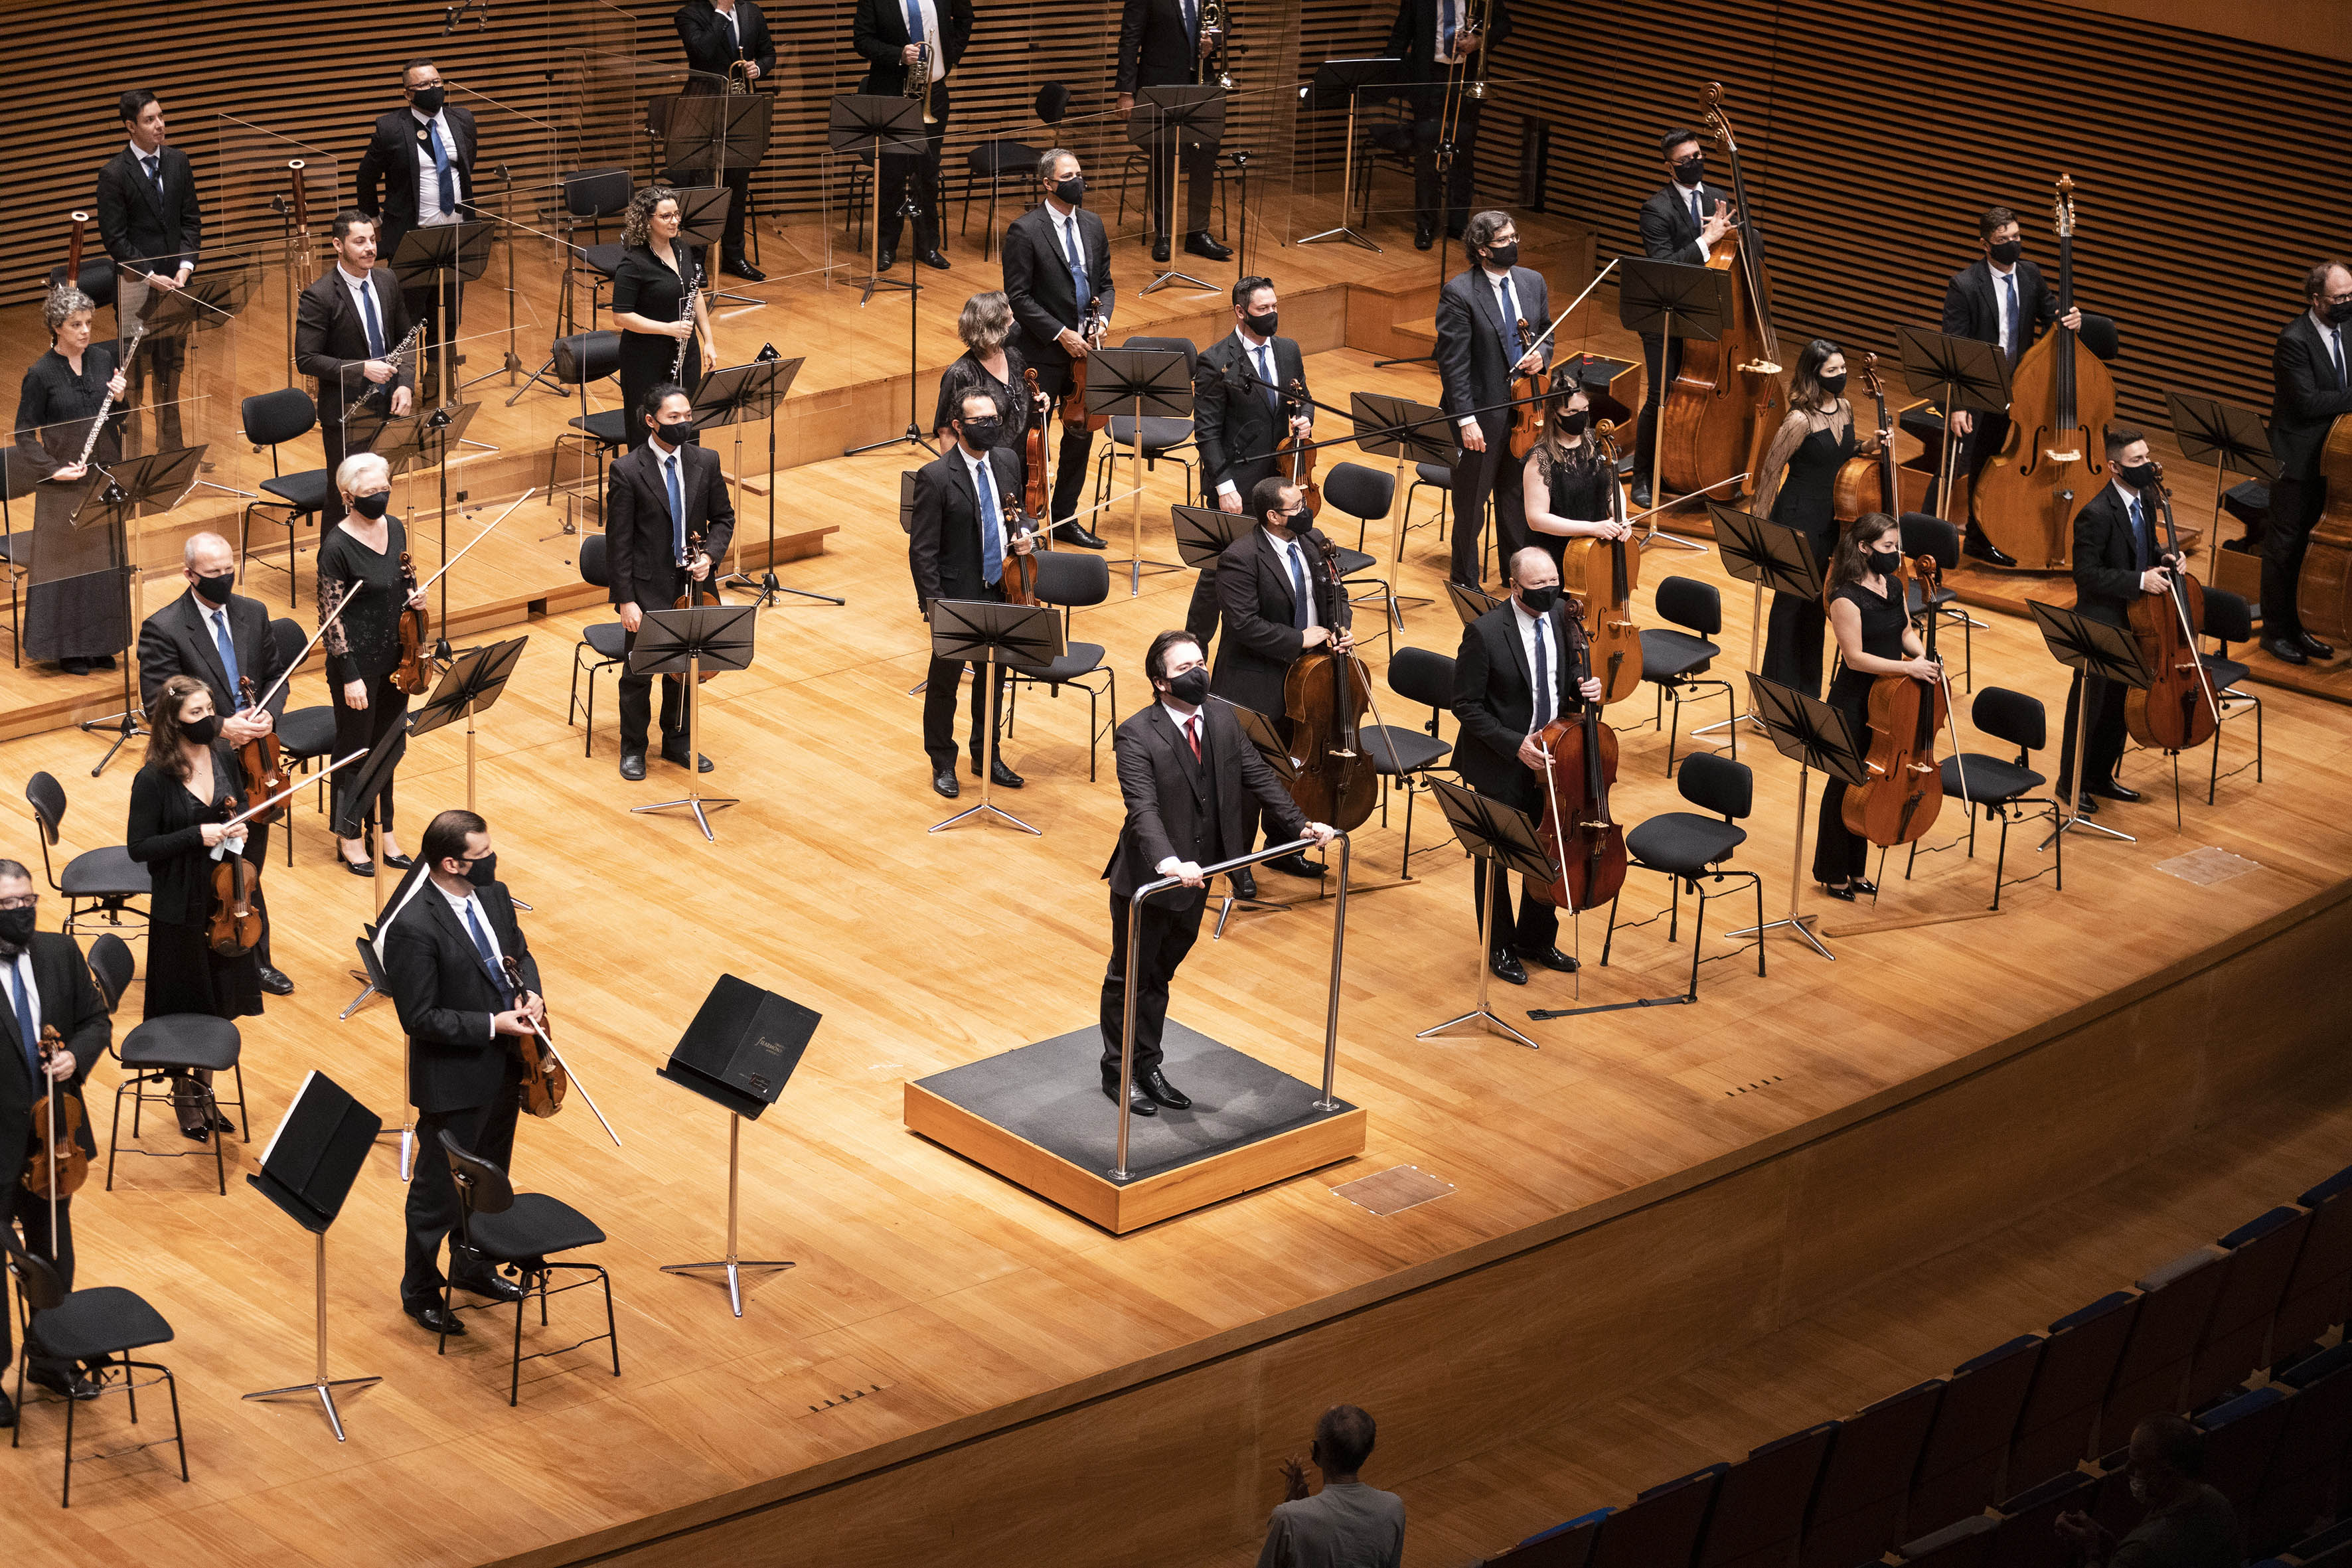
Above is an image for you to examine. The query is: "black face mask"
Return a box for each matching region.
[1166,666,1210,705]
[1484,241,1520,270]
[656,418,695,446]
[2324,299,2352,326]
[1818,372,1848,396]
[465,852,498,889]
[1270,509,1308,536]
[1673,156,1705,187]
[1988,238,2024,266]
[185,713,222,745]
[960,417,1004,448]
[350,490,390,520]
[2116,459,2159,490]
[1052,174,1085,208]
[1519,584,1559,615]
[193,570,236,606]
[410,85,447,115]
[1559,410,1591,436]
[1244,310,1278,340]
[0,907,35,955]
[1867,548,1903,578]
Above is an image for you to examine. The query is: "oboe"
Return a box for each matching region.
[668,257,702,380]
[70,324,145,469]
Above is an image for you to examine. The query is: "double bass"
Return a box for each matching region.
[1832,352,1900,530]
[1843,555,1952,847]
[1531,611,1626,912]
[1283,537,1383,833]
[2295,415,2352,648]
[1657,82,1784,504]
[1559,421,1643,704]
[1970,175,2115,570]
[2122,463,2223,753]
[391,552,432,695]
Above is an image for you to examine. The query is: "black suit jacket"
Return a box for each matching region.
[125,744,243,925]
[1938,258,2058,362]
[0,933,110,1175]
[1383,0,1514,95]
[605,440,737,612]
[676,0,779,86]
[1117,0,1215,92]
[1210,524,1353,718]
[853,0,975,99]
[1638,179,1735,266]
[1103,700,1306,907]
[2071,481,2159,628]
[293,266,418,420]
[1004,203,1115,376]
[96,145,202,275]
[384,880,540,1115]
[1435,265,1552,430]
[1450,598,1584,795]
[1194,331,1307,501]
[910,445,1022,609]
[138,589,291,723]
[353,104,479,263]
[2270,312,2352,481]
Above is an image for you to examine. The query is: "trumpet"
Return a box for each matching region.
[1196,0,1234,90]
[726,58,755,94]
[906,39,937,125]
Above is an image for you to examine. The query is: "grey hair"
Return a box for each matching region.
[1037,147,1077,185]
[182,531,233,568]
[335,451,391,494]
[957,290,1014,352]
[44,284,96,339]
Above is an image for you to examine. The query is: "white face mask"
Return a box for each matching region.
[2128,1475,2150,1504]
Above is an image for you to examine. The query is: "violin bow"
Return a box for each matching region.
[502,960,623,1149]
[244,578,365,717]
[406,489,538,599]
[1522,258,1620,358]
[220,749,370,830]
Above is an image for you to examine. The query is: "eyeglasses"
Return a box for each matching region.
[0,896,39,911]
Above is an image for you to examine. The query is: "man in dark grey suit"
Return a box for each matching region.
[1002,149,1113,546]
[293,212,418,527]
[1632,127,1735,503]
[1435,209,1551,586]
[2262,260,2352,665]
[1100,631,1334,1113]
[1186,275,1310,645]
[96,90,202,453]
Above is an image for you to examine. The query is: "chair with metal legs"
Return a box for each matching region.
[437,1131,619,1407]
[1603,753,1763,1000]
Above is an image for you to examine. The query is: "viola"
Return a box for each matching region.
[2123,463,2223,753]
[1022,365,1050,520]
[501,953,570,1121]
[207,794,267,959]
[1832,351,1900,531]
[999,477,1044,608]
[1657,82,1784,504]
[1843,556,1950,847]
[23,1026,89,1204]
[1561,421,1644,705]
[1506,319,1547,462]
[1970,174,2116,570]
[1531,609,1626,912]
[1276,378,1322,519]
[391,550,432,695]
[1283,535,1379,834]
[235,674,291,826]
[2294,414,2352,647]
[1059,303,1107,435]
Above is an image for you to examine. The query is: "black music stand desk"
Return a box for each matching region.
[408,636,526,811]
[70,445,205,771]
[1729,674,1868,962]
[1086,346,1195,593]
[1618,256,1731,545]
[1701,499,1827,742]
[627,603,757,840]
[1131,85,1227,293]
[1298,58,1401,253]
[927,598,1063,835]
[2029,599,2149,850]
[2164,388,2276,580]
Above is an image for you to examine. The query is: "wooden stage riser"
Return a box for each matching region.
[577,888,2352,1568]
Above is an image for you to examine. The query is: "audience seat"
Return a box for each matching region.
[1588,1463,1721,1568]
[2009,1292,2138,1486]
[1800,1379,1944,1568]
[2274,1164,2352,1355]
[2196,1385,2292,1522]
[1908,1333,2044,1535]
[1694,1422,1836,1568]
[2102,1247,2230,1444]
[2188,1206,2315,1408]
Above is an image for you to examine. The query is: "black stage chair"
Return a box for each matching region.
[24,773,147,937]
[238,388,334,607]
[570,535,629,757]
[1904,686,2057,910]
[1639,576,1734,776]
[1005,550,1116,780]
[1602,752,1763,1000]
[108,1012,246,1197]
[437,1131,619,1406]
[1356,646,1455,876]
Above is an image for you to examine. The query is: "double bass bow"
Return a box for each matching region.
[1561,420,1644,704]
[1531,609,1626,913]
[2122,462,2223,755]
[1283,535,1387,835]
[497,953,622,1146]
[1832,352,1901,530]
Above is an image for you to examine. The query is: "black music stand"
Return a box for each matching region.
[1131,86,1227,293]
[384,220,495,414]
[137,269,252,487]
[927,599,1063,835]
[1893,325,2013,528]
[1085,346,1194,593]
[1416,778,1550,1049]
[704,351,837,606]
[829,95,927,305]
[2027,599,2147,851]
[70,445,204,773]
[1352,390,1456,598]
[1697,501,1826,745]
[355,401,483,653]
[657,973,819,1318]
[1298,58,1401,254]
[408,637,526,811]
[242,1071,384,1442]
[2164,389,2277,580]
[1447,580,1504,626]
[666,92,772,307]
[1728,674,1866,963]
[1618,256,1731,548]
[629,603,757,840]
[1171,501,1251,569]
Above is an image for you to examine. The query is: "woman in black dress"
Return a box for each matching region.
[931,291,1047,487]
[1751,338,1861,698]
[611,186,716,450]
[11,285,130,676]
[127,673,263,1138]
[317,452,427,874]
[1813,513,1939,900]
[1520,384,1632,576]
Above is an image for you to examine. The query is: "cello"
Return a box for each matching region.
[1560,420,1643,704]
[1275,378,1322,519]
[235,675,293,826]
[1970,175,2114,570]
[2295,414,2352,648]
[1832,351,1900,530]
[391,552,432,695]
[2122,462,2223,753]
[1656,82,1784,504]
[1531,611,1626,912]
[1843,554,1953,847]
[1282,536,1383,834]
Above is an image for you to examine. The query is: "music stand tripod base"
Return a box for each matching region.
[660,1114,793,1318]
[1415,779,1547,1049]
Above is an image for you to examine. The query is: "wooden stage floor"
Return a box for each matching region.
[2,218,2349,1564]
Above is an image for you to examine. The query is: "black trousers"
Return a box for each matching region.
[665,159,753,262]
[878,117,948,254]
[619,623,690,756]
[329,672,408,836]
[1634,333,1685,483]
[1814,777,1869,884]
[1143,126,1214,243]
[2058,667,2128,793]
[1034,362,1097,530]
[125,336,187,454]
[1450,422,1525,586]
[2264,470,2327,643]
[1,1179,74,1376]
[400,271,463,402]
[401,1077,520,1310]
[922,653,1010,770]
[1099,890,1204,1080]
[1472,771,1559,955]
[1406,92,1480,233]
[1761,590,1828,699]
[1185,563,1222,647]
[1924,410,2010,524]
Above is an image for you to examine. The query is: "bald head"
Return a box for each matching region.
[183,532,236,597]
[1508,547,1559,590]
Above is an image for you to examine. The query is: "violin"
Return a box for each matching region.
[207,793,266,958]
[23,1026,89,1204]
[1561,420,1644,705]
[1531,607,1626,912]
[1282,536,1380,833]
[1970,175,2116,570]
[1832,352,1900,531]
[672,529,722,681]
[1657,82,1784,503]
[2123,463,2223,753]
[501,953,570,1120]
[235,674,291,826]
[1843,554,1950,847]
[999,476,1044,607]
[1059,302,1107,434]
[2294,414,2352,648]
[1022,365,1050,520]
[391,550,432,695]
[1275,378,1322,519]
[1507,318,1547,461]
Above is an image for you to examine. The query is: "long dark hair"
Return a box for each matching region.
[1787,338,1844,412]
[1825,512,1899,597]
[143,673,214,781]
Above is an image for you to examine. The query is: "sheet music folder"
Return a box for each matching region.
[654,973,821,1122]
[248,1070,384,1234]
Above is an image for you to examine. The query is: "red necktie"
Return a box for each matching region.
[1186,716,1201,760]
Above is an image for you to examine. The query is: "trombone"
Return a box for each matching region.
[1196,0,1235,91]
[1435,0,1490,163]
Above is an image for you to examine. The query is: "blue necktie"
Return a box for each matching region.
[1439,0,1456,53]
[143,154,165,205]
[462,900,505,992]
[1286,540,1311,630]
[360,279,386,358]
[1532,615,1552,728]
[2329,327,2347,388]
[210,609,241,694]
[2129,497,2149,572]
[978,460,1005,585]
[2003,273,2020,356]
[10,962,35,1087]
[1497,274,1520,336]
[1180,0,1198,46]
[1253,343,1280,417]
[427,118,457,214]
[904,0,925,54]
[1059,216,1091,315]
[665,453,687,561]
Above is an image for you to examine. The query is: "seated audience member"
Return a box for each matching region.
[2056,1414,2240,1568]
[1257,1403,1405,1568]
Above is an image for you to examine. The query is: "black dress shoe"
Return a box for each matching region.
[1517,945,1579,973]
[1962,537,2019,568]
[1054,522,1108,549]
[1151,237,1172,264]
[27,1364,100,1402]
[341,854,376,877]
[1414,227,1434,251]
[1820,882,1857,902]
[1630,482,1653,509]
[619,750,648,781]
[1850,879,1879,898]
[2301,633,2335,659]
[722,256,765,282]
[2069,789,2100,816]
[208,1109,238,1136]
[405,1300,467,1336]
[258,965,295,996]
[2263,636,2310,666]
[917,248,950,270]
[451,1269,526,1304]
[380,852,414,870]
[60,659,92,676]
[0,1387,14,1427]
[1488,949,1529,986]
[1262,852,1321,880]
[1186,231,1233,262]
[662,745,716,774]
[933,765,960,799]
[1102,1078,1158,1115]
[2085,780,2140,803]
[1231,868,1257,900]
[876,246,897,272]
[988,758,1025,789]
[92,655,117,670]
[1140,1069,1192,1109]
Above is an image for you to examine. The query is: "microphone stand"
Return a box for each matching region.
[843,188,937,460]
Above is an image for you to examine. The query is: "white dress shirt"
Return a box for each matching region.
[410,106,463,226]
[1990,261,2021,356]
[437,880,509,1038]
[1511,599,1559,734]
